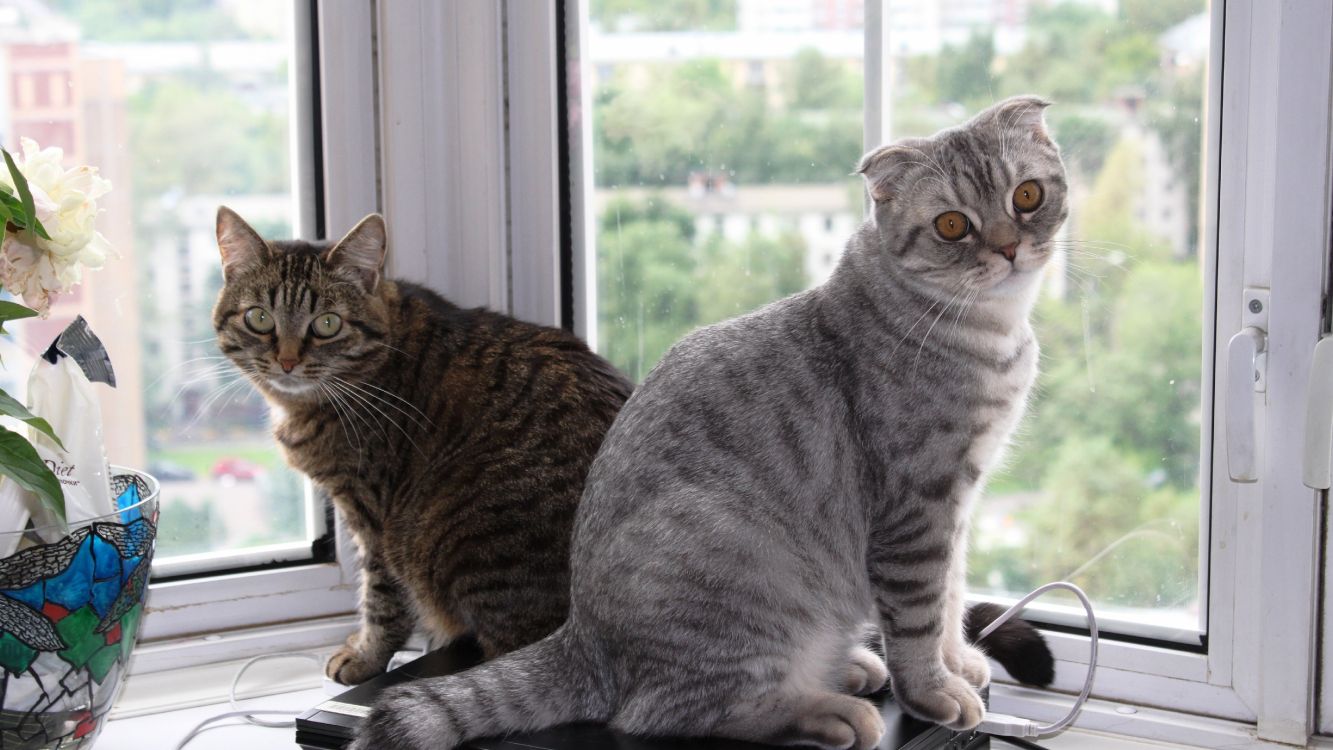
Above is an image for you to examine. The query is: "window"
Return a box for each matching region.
[573,0,1206,640]
[565,0,1333,744]
[3,1,326,580]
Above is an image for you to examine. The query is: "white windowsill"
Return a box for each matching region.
[104,649,1214,750]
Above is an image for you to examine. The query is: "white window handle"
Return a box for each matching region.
[1302,336,1333,489]
[1227,327,1267,483]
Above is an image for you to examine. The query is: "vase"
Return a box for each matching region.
[0,468,159,749]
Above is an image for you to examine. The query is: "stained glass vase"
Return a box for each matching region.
[0,468,159,749]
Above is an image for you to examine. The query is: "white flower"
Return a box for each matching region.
[0,137,112,315]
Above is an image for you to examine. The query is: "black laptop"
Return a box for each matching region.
[296,637,987,750]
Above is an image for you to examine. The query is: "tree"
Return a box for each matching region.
[696,232,807,323]
[129,80,290,205]
[597,217,699,381]
[787,49,861,111]
[936,32,995,109]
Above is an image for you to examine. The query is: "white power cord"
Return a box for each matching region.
[171,648,426,749]
[172,652,323,749]
[975,581,1099,739]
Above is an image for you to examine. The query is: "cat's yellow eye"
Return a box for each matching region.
[311,313,342,339]
[1013,180,1043,213]
[243,307,275,334]
[934,211,971,241]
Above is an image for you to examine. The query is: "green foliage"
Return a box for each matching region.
[0,148,64,522]
[0,426,64,521]
[936,33,996,109]
[787,49,861,111]
[157,500,224,557]
[696,232,807,323]
[596,197,809,380]
[129,80,290,203]
[598,218,698,381]
[590,0,737,31]
[0,391,65,451]
[594,58,862,186]
[1119,0,1207,34]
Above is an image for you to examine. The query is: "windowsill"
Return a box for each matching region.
[104,652,1205,750]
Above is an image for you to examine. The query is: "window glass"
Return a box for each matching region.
[582,0,865,380]
[575,0,1211,639]
[3,0,316,571]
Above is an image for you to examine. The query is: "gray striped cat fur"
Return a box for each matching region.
[353,95,1068,750]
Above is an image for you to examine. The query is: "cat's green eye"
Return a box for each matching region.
[312,313,343,339]
[243,307,275,334]
[1013,180,1043,213]
[934,211,971,241]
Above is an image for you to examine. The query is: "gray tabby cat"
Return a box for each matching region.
[353,95,1067,750]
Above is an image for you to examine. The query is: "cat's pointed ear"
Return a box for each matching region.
[857,142,923,203]
[976,95,1053,145]
[324,213,387,292]
[216,206,270,282]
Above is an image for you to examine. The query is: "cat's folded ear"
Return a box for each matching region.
[974,95,1053,145]
[857,140,928,203]
[325,213,388,292]
[216,206,271,282]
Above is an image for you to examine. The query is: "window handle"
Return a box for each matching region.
[1302,336,1333,489]
[1227,326,1267,483]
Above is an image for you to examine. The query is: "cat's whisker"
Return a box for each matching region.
[891,282,964,357]
[325,380,390,446]
[180,376,250,435]
[331,376,434,427]
[318,381,365,454]
[148,355,229,389]
[328,378,425,454]
[912,286,965,377]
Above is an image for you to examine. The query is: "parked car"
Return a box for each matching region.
[147,460,196,482]
[210,457,262,482]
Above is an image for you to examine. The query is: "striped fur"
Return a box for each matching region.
[212,209,632,684]
[354,95,1066,749]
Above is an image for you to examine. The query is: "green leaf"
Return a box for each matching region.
[0,425,63,521]
[2,148,35,231]
[0,389,63,450]
[0,301,39,324]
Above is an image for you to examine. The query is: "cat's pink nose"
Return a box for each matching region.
[995,243,1018,262]
[278,357,300,373]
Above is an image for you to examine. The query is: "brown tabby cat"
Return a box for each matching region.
[212,207,632,684]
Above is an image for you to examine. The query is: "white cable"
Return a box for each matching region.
[173,652,323,749]
[975,581,1098,739]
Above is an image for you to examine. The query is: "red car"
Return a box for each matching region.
[211,457,262,482]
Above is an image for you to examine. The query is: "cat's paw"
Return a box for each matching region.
[352,684,459,750]
[843,645,889,696]
[783,693,885,750]
[943,642,991,689]
[326,642,387,686]
[892,670,985,731]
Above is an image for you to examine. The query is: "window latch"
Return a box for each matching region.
[1227,288,1269,483]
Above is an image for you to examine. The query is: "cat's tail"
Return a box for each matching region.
[965,602,1056,687]
[350,625,608,750]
